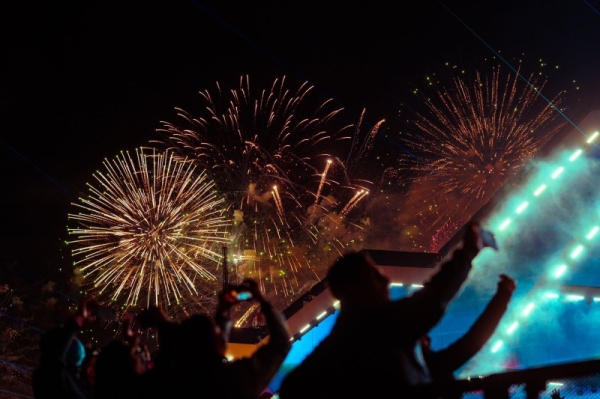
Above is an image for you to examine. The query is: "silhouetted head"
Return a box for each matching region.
[94,339,145,398]
[39,328,86,368]
[179,314,224,362]
[326,251,390,308]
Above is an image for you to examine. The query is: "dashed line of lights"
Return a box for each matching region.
[290,300,340,342]
[495,131,598,234]
[487,131,600,354]
[288,282,424,342]
[287,131,600,349]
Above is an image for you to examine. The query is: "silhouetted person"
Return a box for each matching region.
[32,297,99,399]
[94,313,148,399]
[139,277,291,399]
[79,344,100,394]
[279,222,492,399]
[418,273,516,398]
[133,305,177,399]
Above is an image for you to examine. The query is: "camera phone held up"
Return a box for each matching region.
[225,284,253,302]
[478,227,498,250]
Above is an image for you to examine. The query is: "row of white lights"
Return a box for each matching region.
[288,130,600,348]
[488,130,600,354]
[290,282,423,342]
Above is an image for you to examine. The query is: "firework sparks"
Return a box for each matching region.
[395,63,567,249]
[67,147,231,312]
[153,75,385,309]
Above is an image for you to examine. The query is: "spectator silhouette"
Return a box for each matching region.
[418,273,516,398]
[94,313,149,399]
[32,296,99,399]
[79,344,100,393]
[278,222,491,399]
[139,277,291,399]
[133,305,178,398]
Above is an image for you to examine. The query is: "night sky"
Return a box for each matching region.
[3,2,600,397]
[3,1,600,282]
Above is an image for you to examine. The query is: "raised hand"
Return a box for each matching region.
[550,388,564,399]
[497,274,516,295]
[242,278,266,303]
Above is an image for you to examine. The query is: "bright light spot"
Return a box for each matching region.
[587,226,599,240]
[522,302,535,316]
[333,300,340,309]
[491,340,504,353]
[554,264,568,278]
[566,294,584,301]
[548,381,564,387]
[299,324,310,333]
[507,321,519,334]
[516,202,529,214]
[594,297,600,302]
[570,245,584,259]
[551,167,564,179]
[569,149,582,161]
[534,185,547,196]
[544,292,559,299]
[411,284,424,288]
[316,311,327,320]
[390,282,404,287]
[499,219,512,231]
[586,131,599,144]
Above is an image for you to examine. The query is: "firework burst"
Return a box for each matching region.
[67,147,231,313]
[393,62,568,251]
[153,75,385,309]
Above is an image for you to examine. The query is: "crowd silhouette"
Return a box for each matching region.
[32,222,523,399]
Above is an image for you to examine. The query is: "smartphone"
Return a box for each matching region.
[227,285,253,301]
[234,291,253,301]
[479,227,498,250]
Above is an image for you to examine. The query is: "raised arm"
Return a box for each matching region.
[426,274,515,377]
[224,279,292,399]
[391,223,485,341]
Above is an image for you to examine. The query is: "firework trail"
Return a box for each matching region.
[67,147,231,313]
[153,75,385,310]
[395,63,567,251]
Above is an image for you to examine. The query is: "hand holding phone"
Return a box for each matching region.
[479,227,498,250]
[224,284,253,302]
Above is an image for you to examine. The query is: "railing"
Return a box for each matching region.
[409,358,600,398]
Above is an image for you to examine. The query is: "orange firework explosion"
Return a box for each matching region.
[153,75,385,311]
[395,62,568,250]
[67,147,232,313]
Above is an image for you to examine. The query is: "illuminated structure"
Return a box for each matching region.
[228,110,600,394]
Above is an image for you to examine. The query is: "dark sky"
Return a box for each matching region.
[2,0,600,278]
